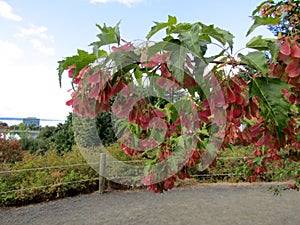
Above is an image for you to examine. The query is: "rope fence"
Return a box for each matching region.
[0,162,99,174]
[0,154,266,195]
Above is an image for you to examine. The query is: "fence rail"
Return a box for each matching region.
[0,162,99,174]
[0,154,269,195]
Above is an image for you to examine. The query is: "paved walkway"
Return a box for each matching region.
[1,183,300,225]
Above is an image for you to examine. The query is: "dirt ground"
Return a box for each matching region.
[1,182,300,225]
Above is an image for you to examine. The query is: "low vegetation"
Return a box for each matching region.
[0,143,295,207]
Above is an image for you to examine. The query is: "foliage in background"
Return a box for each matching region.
[1,143,296,206]
[9,113,75,154]
[10,123,40,131]
[0,143,144,207]
[54,113,75,154]
[95,111,117,146]
[72,111,117,148]
[6,111,116,155]
[255,0,300,37]
[0,122,8,127]
[0,133,23,164]
[0,147,97,207]
[17,126,57,154]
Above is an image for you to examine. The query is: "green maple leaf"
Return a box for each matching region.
[249,77,292,136]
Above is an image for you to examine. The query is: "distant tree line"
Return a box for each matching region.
[1,111,117,159]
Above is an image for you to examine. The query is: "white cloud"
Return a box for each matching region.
[0,62,71,120]
[30,39,55,56]
[14,24,55,56]
[14,24,53,40]
[0,40,23,62]
[0,1,22,21]
[90,0,143,6]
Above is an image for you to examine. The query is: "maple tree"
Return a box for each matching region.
[58,0,300,193]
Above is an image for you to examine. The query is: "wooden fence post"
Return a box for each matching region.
[99,153,106,194]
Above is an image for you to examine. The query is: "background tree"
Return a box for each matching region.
[55,113,75,154]
[254,0,300,37]
[95,111,117,146]
[0,121,8,127]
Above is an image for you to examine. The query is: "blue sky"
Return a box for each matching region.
[0,0,274,123]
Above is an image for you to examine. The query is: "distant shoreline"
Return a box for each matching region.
[0,118,64,127]
[0,117,64,122]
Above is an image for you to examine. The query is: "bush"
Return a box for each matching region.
[0,147,97,206]
[0,134,23,163]
[194,145,292,183]
[0,143,147,206]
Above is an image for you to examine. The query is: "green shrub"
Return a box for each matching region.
[194,145,292,183]
[0,147,97,206]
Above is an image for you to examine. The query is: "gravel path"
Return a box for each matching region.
[1,183,300,225]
